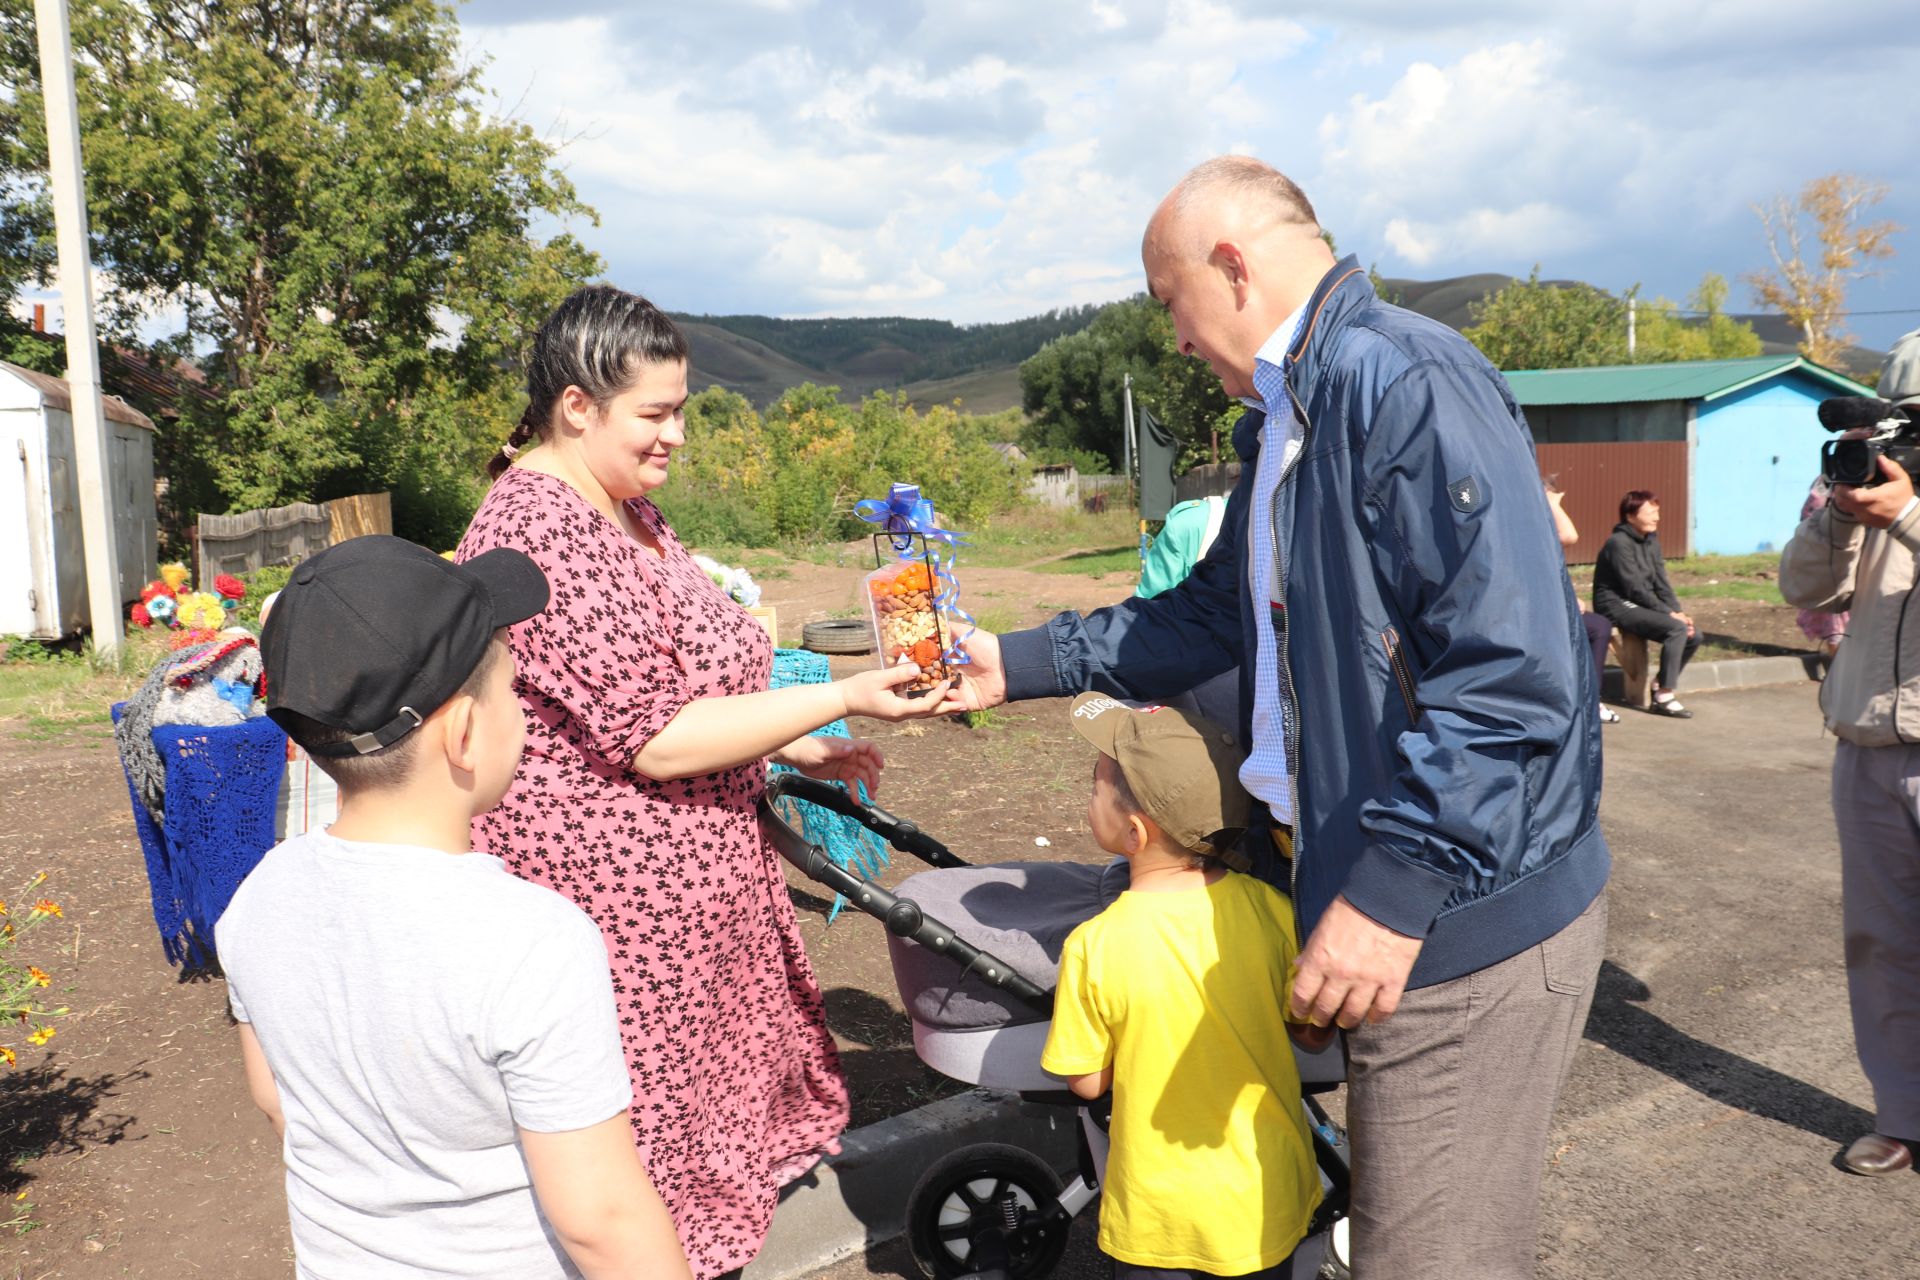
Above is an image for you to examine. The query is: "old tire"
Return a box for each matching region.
[905,1143,1068,1279]
[802,618,873,655]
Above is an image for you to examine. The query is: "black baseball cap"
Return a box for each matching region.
[261,536,548,757]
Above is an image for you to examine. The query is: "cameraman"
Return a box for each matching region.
[1779,329,1920,1176]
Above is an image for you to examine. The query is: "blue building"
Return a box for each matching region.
[1505,355,1875,560]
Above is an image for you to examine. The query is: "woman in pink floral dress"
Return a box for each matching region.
[457,286,953,1278]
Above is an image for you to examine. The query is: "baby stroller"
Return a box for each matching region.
[760,773,1353,1280]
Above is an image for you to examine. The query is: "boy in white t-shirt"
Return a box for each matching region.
[217,536,690,1280]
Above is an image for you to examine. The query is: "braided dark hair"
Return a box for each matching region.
[490,285,691,479]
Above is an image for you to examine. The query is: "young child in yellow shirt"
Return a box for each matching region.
[1042,694,1322,1279]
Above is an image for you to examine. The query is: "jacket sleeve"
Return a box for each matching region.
[1778,505,1868,612]
[1001,484,1247,702]
[1590,535,1625,616]
[1652,545,1683,614]
[1346,360,1584,938]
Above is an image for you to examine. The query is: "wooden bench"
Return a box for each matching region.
[1610,631,1653,709]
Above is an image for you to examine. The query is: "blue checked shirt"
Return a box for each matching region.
[1237,302,1309,824]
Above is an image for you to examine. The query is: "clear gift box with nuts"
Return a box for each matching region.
[865,539,951,695]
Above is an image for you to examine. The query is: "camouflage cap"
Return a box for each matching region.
[1069,693,1254,854]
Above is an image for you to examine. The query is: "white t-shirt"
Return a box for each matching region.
[216,829,633,1279]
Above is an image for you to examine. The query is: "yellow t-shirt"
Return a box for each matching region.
[1040,872,1320,1274]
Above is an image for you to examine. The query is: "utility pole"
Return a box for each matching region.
[1121,372,1135,487]
[1627,297,1636,360]
[34,0,121,658]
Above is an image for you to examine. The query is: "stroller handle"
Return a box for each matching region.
[764,771,970,869]
[760,773,1053,1015]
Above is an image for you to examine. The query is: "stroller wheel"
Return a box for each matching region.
[906,1142,1070,1280]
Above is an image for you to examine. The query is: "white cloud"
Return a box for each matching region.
[1314,40,1639,265]
[428,3,1920,347]
[465,0,1313,321]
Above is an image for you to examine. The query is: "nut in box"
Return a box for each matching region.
[866,542,949,695]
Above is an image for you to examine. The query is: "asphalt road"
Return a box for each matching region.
[805,681,1920,1279]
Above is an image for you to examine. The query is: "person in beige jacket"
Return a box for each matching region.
[1778,327,1920,1177]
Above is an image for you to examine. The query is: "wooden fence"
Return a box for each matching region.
[327,491,392,545]
[1175,461,1243,504]
[1077,474,1130,512]
[196,492,392,582]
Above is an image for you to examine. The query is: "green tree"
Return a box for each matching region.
[1466,269,1763,371]
[1017,295,1233,472]
[0,0,599,547]
[1631,274,1763,362]
[1463,268,1629,370]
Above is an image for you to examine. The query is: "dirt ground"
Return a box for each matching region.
[0,551,1845,1276]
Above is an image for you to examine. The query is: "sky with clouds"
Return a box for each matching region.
[449,0,1920,351]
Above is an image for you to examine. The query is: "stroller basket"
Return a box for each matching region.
[759,772,1054,1016]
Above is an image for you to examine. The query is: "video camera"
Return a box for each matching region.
[1819,397,1920,488]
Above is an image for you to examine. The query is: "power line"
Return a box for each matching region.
[1651,303,1920,318]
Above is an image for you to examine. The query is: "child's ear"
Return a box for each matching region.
[1126,811,1152,854]
[441,694,480,776]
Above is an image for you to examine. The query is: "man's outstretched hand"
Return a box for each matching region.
[932,627,1010,715]
[1289,894,1424,1031]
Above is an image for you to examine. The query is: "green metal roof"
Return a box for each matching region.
[1502,355,1873,407]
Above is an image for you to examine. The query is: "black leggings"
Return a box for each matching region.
[1607,604,1700,691]
[1581,611,1613,692]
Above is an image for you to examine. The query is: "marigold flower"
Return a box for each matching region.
[27,1026,54,1047]
[0,1047,14,1068]
[30,900,61,919]
[26,968,49,988]
[0,901,9,917]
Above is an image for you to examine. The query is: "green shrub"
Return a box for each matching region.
[231,564,296,631]
[666,384,1025,546]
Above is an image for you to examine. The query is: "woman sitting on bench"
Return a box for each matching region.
[1593,489,1699,719]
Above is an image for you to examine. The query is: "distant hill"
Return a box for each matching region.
[673,306,1099,413]
[674,277,1884,415]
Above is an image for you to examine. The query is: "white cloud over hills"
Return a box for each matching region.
[460,0,1920,346]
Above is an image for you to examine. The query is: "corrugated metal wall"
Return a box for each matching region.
[1536,442,1690,563]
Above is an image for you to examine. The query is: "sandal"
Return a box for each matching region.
[1648,697,1692,719]
[1598,705,1621,724]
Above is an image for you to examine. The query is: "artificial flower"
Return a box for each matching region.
[213,574,246,606]
[130,603,152,628]
[146,595,177,625]
[691,555,763,608]
[174,592,226,631]
[159,562,191,591]
[139,580,176,604]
